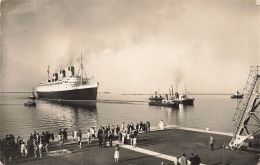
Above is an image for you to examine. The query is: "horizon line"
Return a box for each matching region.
[0,91,235,95]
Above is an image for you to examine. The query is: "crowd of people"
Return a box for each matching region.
[0,120,205,165]
[0,130,55,164]
[96,121,151,148]
[178,153,201,165]
[0,121,151,164]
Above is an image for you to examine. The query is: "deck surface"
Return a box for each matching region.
[5,126,259,165]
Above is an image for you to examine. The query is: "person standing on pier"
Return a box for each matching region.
[33,141,38,158]
[51,133,54,143]
[58,131,63,146]
[133,134,137,148]
[159,120,164,130]
[64,128,67,141]
[194,155,201,165]
[103,132,107,148]
[121,122,125,132]
[77,130,82,148]
[90,127,95,138]
[136,123,139,133]
[98,128,103,147]
[114,144,120,163]
[87,129,91,144]
[180,154,187,165]
[45,142,50,155]
[39,142,43,158]
[147,121,150,132]
[74,130,78,141]
[189,153,195,165]
[21,141,26,156]
[116,125,120,136]
[122,131,126,144]
[209,135,215,151]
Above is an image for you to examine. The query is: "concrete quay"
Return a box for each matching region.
[3,125,260,165]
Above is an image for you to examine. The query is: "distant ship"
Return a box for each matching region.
[36,55,98,101]
[230,91,243,99]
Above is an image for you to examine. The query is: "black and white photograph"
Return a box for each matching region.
[0,0,259,164]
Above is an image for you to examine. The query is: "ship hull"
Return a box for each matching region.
[230,95,243,99]
[149,101,179,108]
[37,87,98,101]
[176,98,194,105]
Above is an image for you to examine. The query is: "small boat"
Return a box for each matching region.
[24,101,36,106]
[231,91,243,99]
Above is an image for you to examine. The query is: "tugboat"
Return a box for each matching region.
[148,92,179,108]
[148,91,164,106]
[174,85,194,105]
[175,93,194,105]
[161,94,179,107]
[230,91,243,99]
[24,100,36,106]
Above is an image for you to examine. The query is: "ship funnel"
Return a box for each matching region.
[68,66,75,77]
[165,94,168,100]
[59,70,66,79]
[52,73,58,81]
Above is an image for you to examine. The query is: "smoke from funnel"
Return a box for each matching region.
[174,69,183,92]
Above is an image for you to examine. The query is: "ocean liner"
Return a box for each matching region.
[36,56,98,101]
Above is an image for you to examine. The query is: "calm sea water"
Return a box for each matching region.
[0,93,238,139]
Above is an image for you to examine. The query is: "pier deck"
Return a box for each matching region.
[5,126,259,165]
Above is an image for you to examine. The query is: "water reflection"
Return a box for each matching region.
[30,100,98,135]
[178,104,195,126]
[0,94,238,139]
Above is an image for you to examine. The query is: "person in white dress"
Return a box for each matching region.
[74,130,77,140]
[122,131,126,144]
[90,127,95,138]
[121,122,125,132]
[133,136,137,148]
[21,141,26,156]
[159,120,164,129]
[114,144,120,162]
[38,142,43,158]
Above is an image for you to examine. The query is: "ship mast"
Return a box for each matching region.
[77,53,90,86]
[171,84,174,96]
[47,65,50,81]
[80,53,83,85]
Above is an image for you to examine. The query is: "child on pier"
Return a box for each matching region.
[114,144,120,163]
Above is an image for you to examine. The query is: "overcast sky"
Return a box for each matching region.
[0,0,259,94]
